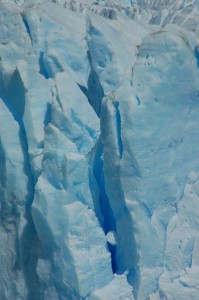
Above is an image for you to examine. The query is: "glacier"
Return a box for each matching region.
[0,0,199,299]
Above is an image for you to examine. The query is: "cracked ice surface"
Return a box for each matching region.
[0,1,199,300]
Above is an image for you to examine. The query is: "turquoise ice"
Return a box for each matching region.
[0,1,199,299]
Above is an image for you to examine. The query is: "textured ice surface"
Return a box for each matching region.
[0,1,199,299]
[89,274,134,300]
[36,0,199,36]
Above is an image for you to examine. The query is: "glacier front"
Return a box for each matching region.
[0,1,199,300]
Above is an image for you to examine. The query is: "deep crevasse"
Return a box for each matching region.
[0,1,199,300]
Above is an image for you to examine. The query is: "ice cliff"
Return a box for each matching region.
[0,1,199,299]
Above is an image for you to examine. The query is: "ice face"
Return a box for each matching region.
[0,1,199,300]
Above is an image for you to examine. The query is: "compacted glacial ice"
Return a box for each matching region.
[0,1,199,299]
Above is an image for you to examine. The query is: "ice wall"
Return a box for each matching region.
[0,1,199,299]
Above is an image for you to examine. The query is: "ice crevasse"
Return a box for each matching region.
[0,1,199,299]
